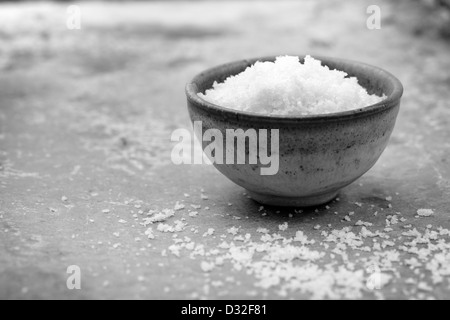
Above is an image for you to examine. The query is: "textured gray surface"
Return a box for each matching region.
[0,1,449,300]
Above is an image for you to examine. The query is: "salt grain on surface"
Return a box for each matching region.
[132,192,450,300]
[417,209,434,217]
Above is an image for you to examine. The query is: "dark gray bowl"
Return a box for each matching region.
[185,55,403,206]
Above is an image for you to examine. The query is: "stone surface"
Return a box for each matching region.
[0,1,449,300]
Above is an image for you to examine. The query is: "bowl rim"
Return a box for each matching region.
[185,55,404,123]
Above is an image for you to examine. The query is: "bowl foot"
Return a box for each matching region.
[248,190,339,207]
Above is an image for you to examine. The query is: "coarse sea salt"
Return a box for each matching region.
[199,55,385,116]
[127,194,450,299]
[417,209,434,217]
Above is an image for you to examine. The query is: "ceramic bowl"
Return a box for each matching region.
[185,55,403,206]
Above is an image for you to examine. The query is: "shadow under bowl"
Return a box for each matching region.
[185,55,403,207]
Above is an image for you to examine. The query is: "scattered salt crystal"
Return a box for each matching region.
[174,201,185,211]
[355,220,373,227]
[278,222,288,231]
[200,261,215,272]
[157,220,186,233]
[189,211,198,217]
[382,240,395,248]
[293,231,315,245]
[168,244,181,257]
[417,209,434,217]
[227,227,240,235]
[142,209,175,225]
[203,228,215,237]
[145,228,155,239]
[418,282,432,292]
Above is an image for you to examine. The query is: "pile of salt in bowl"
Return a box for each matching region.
[199,55,385,116]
